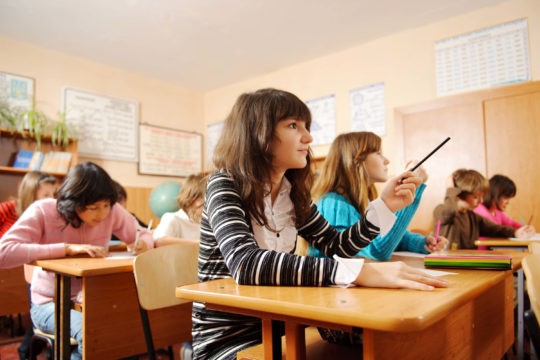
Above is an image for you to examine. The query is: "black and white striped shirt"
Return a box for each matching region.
[192,170,380,359]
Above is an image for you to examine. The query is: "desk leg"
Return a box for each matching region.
[262,319,282,360]
[517,268,524,360]
[285,322,306,360]
[54,274,71,360]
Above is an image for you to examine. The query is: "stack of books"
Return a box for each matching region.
[12,150,72,174]
[424,252,512,270]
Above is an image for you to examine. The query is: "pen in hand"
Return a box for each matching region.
[434,220,441,244]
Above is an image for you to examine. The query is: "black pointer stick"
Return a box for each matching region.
[402,137,451,181]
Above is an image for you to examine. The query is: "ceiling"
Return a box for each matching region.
[0,0,508,91]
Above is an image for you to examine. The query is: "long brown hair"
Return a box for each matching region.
[312,132,381,214]
[212,88,314,227]
[16,171,57,215]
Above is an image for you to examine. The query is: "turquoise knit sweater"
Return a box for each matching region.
[307,184,428,260]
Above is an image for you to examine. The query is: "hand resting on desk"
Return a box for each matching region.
[65,244,108,258]
[515,225,536,239]
[354,261,448,291]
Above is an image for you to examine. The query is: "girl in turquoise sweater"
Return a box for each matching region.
[308,131,447,261]
[307,131,448,345]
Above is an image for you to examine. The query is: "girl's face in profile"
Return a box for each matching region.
[76,199,112,226]
[497,195,512,211]
[35,182,56,200]
[269,118,313,174]
[364,150,389,185]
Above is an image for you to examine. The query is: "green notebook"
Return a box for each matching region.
[424,253,512,270]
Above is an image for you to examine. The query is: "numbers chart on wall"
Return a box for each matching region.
[435,18,530,96]
[139,123,202,177]
[62,87,138,162]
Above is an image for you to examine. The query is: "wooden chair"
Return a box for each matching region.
[522,254,540,354]
[529,242,540,254]
[133,241,199,360]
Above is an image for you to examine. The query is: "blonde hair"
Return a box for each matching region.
[16,171,57,215]
[177,173,207,222]
[312,132,381,214]
[452,168,489,198]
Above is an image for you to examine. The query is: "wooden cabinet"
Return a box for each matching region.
[0,129,78,201]
[396,81,540,232]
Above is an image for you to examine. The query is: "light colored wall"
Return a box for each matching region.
[0,35,204,188]
[1,0,538,183]
[203,0,540,177]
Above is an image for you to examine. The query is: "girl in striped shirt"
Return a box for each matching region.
[192,88,447,359]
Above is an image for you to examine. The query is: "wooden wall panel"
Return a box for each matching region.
[484,91,540,230]
[401,103,486,232]
[124,186,161,228]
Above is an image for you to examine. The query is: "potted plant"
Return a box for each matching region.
[18,107,50,151]
[0,101,20,132]
[50,111,77,148]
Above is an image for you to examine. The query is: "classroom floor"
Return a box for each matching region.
[0,314,184,360]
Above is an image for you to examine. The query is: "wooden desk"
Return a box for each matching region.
[0,266,29,317]
[34,256,192,360]
[475,239,537,360]
[177,252,523,360]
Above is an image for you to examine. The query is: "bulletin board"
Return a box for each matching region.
[138,123,202,177]
[62,87,139,162]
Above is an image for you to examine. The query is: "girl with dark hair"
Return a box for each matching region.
[192,88,447,359]
[0,161,153,360]
[474,174,535,234]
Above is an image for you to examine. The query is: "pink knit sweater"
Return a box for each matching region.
[0,198,153,304]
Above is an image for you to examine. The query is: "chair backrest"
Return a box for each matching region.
[522,254,540,318]
[133,241,199,311]
[529,242,540,254]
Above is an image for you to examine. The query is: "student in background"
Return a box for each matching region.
[308,132,447,261]
[192,88,447,359]
[433,169,534,249]
[474,174,536,233]
[152,173,206,247]
[0,162,154,360]
[0,171,57,238]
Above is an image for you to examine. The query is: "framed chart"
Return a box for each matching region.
[0,71,34,112]
[138,123,202,177]
[62,87,138,161]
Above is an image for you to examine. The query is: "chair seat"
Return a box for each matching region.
[33,328,78,346]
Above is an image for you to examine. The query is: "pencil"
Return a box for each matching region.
[435,220,441,244]
[408,137,451,173]
[527,215,533,226]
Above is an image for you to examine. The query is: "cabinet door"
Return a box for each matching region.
[484,92,540,230]
[403,102,486,231]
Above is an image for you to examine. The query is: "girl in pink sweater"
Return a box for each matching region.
[474,174,535,233]
[0,162,153,360]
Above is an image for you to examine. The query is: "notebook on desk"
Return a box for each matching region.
[424,253,512,270]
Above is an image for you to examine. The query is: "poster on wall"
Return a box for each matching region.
[305,94,336,146]
[62,87,138,161]
[350,82,385,135]
[435,18,530,96]
[0,71,34,112]
[139,123,202,177]
[206,121,224,162]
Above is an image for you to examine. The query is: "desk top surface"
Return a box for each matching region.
[34,255,134,277]
[475,238,540,247]
[177,250,524,333]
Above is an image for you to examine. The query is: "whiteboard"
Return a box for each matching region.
[139,124,202,177]
[62,87,138,161]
